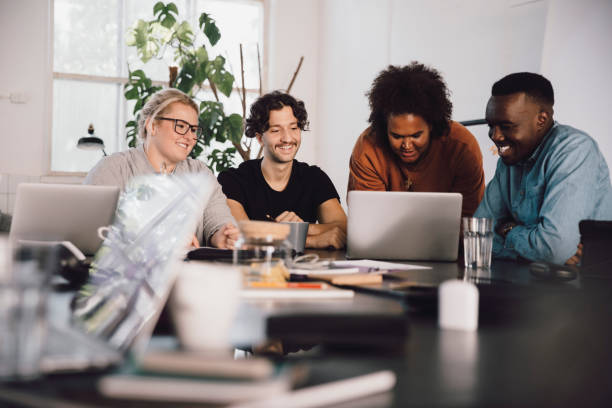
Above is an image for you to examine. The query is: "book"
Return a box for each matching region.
[240,284,354,300]
[98,352,299,404]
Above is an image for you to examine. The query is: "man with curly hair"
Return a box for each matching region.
[475,72,612,265]
[218,91,347,249]
[348,63,485,217]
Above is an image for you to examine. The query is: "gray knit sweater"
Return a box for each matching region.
[84,145,235,244]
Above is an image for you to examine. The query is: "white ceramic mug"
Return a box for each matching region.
[169,262,242,352]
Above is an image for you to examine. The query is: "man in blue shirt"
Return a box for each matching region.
[474,72,612,264]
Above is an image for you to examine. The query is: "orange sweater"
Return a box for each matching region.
[348,121,485,217]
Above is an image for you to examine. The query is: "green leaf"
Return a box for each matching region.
[153,2,165,16]
[211,55,225,68]
[126,19,149,48]
[130,69,146,80]
[208,56,234,97]
[167,2,179,15]
[199,101,224,130]
[194,60,208,84]
[226,113,244,144]
[160,15,176,29]
[189,143,203,159]
[195,46,208,64]
[174,57,197,93]
[199,13,221,46]
[206,146,237,173]
[124,87,139,100]
[175,21,194,45]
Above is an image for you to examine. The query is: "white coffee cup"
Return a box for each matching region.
[169,262,241,352]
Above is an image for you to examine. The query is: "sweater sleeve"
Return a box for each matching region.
[193,165,236,244]
[348,130,387,192]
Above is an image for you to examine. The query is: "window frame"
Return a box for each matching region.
[48,0,267,176]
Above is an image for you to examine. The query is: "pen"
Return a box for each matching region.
[248,281,325,289]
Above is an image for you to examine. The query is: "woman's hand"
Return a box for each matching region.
[189,234,200,248]
[210,223,240,249]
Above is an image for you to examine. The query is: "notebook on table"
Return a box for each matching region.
[9,183,120,257]
[346,191,462,261]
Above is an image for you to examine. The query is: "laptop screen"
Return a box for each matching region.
[10,183,120,256]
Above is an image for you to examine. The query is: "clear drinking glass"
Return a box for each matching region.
[233,221,292,281]
[0,243,53,380]
[462,217,494,269]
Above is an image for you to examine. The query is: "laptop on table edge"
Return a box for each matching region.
[346,191,463,262]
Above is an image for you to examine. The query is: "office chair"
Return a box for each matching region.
[579,220,612,279]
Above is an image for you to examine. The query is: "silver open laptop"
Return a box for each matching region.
[347,191,462,261]
[10,183,120,256]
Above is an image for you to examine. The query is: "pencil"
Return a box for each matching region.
[248,281,325,289]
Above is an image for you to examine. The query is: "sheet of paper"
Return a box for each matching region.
[331,259,431,271]
[288,267,361,276]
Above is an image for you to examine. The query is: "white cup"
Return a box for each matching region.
[169,262,241,352]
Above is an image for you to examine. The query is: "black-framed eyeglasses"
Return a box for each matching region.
[156,117,203,139]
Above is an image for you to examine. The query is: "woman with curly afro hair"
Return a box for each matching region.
[348,62,485,217]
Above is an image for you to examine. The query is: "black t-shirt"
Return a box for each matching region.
[217,159,340,223]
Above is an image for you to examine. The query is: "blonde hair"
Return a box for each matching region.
[138,88,199,140]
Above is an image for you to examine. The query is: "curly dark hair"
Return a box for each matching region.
[245,91,309,138]
[367,63,452,143]
[492,72,554,106]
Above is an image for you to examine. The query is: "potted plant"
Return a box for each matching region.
[124,2,251,172]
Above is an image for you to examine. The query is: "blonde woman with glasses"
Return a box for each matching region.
[85,88,238,248]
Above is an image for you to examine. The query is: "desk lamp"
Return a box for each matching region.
[77,124,107,156]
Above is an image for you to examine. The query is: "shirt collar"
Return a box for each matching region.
[522,121,558,165]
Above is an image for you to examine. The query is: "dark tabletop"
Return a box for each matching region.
[2,254,612,407]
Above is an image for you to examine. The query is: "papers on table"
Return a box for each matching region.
[330,259,432,272]
[288,267,361,276]
[290,260,430,277]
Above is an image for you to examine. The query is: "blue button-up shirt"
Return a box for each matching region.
[474,122,612,264]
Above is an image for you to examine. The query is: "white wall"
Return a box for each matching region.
[0,0,51,176]
[315,0,552,205]
[1,0,611,212]
[266,0,319,165]
[317,0,392,205]
[541,0,612,168]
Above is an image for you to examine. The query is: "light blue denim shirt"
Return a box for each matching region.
[475,122,612,264]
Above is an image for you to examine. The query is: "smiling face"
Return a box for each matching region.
[146,102,198,168]
[386,113,432,164]
[486,93,551,165]
[257,105,301,164]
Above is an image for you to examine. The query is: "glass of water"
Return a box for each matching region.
[0,242,53,381]
[462,217,494,269]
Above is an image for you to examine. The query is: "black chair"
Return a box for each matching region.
[579,220,612,278]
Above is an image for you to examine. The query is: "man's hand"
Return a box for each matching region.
[275,211,304,223]
[210,223,239,249]
[305,226,346,249]
[565,243,583,265]
[495,219,517,238]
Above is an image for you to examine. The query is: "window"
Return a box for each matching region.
[52,0,264,173]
